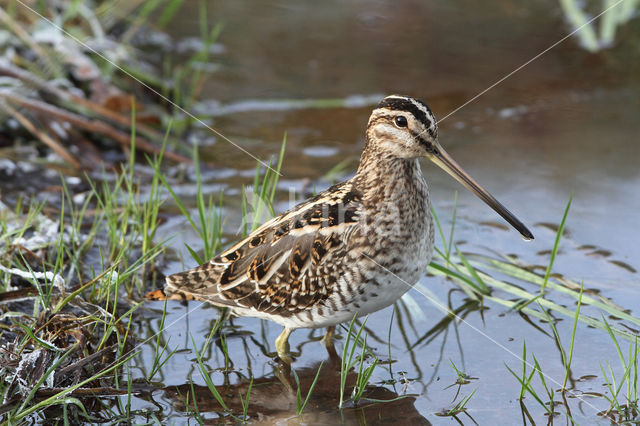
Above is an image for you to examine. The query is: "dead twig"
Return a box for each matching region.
[53,344,118,383]
[36,386,136,396]
[0,92,191,164]
[0,101,82,169]
[0,63,165,142]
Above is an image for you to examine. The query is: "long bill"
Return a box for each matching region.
[428,143,534,240]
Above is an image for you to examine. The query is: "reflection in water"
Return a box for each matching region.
[403,291,480,388]
[154,292,495,423]
[559,0,638,52]
[163,357,431,424]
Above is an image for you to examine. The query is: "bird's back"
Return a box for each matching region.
[164,180,365,324]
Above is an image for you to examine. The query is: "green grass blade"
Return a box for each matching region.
[563,284,583,389]
[190,335,228,411]
[541,195,572,293]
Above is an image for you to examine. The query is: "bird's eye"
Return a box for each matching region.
[394,116,408,128]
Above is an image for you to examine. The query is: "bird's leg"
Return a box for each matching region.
[275,327,293,363]
[322,326,340,362]
[322,326,335,347]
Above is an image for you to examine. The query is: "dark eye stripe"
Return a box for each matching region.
[376,97,436,130]
[410,129,437,150]
[425,125,436,138]
[371,113,436,138]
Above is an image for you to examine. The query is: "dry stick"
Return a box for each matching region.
[43,120,96,171]
[0,286,39,303]
[0,92,191,163]
[0,63,165,141]
[53,344,118,383]
[66,128,106,166]
[0,386,135,415]
[35,387,135,396]
[1,101,82,168]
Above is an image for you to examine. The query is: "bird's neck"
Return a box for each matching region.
[354,141,432,252]
[355,145,425,205]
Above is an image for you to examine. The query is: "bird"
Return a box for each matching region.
[164,95,534,363]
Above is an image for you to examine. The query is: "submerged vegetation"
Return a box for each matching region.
[0,0,639,424]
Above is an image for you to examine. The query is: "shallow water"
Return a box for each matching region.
[150,0,640,423]
[4,0,640,423]
[139,1,640,423]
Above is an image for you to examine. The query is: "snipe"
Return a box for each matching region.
[165,95,533,362]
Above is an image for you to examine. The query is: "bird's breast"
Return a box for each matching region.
[358,171,434,281]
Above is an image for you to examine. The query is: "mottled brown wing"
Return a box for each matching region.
[164,181,362,316]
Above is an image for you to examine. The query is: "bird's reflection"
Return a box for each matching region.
[164,356,431,424]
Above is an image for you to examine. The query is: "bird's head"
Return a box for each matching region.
[366,95,534,240]
[367,95,440,160]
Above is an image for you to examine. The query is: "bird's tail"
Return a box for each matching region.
[163,262,222,302]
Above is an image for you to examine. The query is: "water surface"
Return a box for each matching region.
[146,1,640,423]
